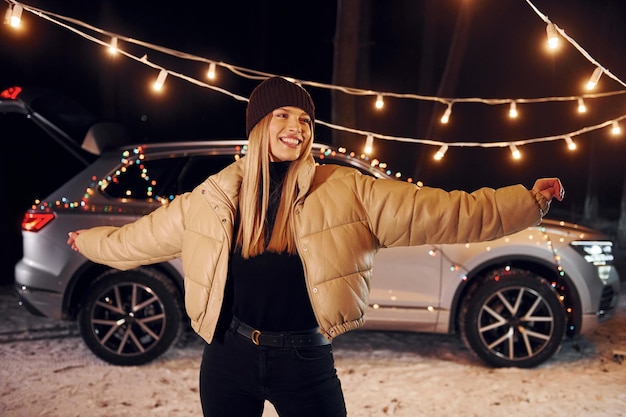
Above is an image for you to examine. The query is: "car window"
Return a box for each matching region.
[102,154,237,200]
[177,155,236,192]
[101,150,380,202]
[317,154,383,178]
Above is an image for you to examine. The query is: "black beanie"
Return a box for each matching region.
[245,77,315,137]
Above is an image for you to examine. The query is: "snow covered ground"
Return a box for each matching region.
[1,283,625,417]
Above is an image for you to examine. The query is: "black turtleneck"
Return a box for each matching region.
[227,161,317,332]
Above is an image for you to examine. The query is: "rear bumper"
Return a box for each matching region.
[14,260,65,320]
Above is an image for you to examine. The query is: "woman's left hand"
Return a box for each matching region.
[532,178,565,202]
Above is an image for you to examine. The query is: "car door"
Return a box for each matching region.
[364,244,443,332]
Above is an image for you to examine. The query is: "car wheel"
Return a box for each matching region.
[459,268,566,368]
[77,267,182,366]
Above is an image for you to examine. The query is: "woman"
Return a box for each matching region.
[68,76,564,416]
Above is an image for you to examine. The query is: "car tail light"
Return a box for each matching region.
[1,86,22,99]
[21,212,55,232]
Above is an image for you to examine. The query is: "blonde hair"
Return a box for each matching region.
[236,114,314,258]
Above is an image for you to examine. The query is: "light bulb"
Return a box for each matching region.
[586,67,603,90]
[440,103,452,124]
[375,94,384,110]
[364,135,374,154]
[108,37,118,55]
[207,62,216,80]
[611,121,621,136]
[508,101,518,118]
[153,69,168,91]
[9,4,23,28]
[577,97,587,113]
[509,144,521,160]
[546,22,559,49]
[434,145,448,161]
[564,136,576,150]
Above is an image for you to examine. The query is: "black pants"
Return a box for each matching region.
[199,326,347,417]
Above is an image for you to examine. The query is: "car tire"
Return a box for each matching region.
[77,267,182,366]
[459,268,566,368]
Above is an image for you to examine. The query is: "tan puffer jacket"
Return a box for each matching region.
[75,155,545,343]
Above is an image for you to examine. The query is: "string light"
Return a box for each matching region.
[440,103,452,124]
[564,136,576,150]
[152,69,168,91]
[611,120,622,136]
[6,0,625,163]
[509,144,522,160]
[12,1,626,100]
[108,37,118,55]
[206,62,216,80]
[434,144,448,161]
[546,22,559,49]
[508,101,519,118]
[364,135,374,154]
[577,97,587,113]
[375,94,384,110]
[586,67,603,90]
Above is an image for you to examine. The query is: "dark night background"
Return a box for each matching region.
[1,0,625,283]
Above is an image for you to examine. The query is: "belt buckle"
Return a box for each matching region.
[250,329,261,346]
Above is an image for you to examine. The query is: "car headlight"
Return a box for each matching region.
[570,241,614,266]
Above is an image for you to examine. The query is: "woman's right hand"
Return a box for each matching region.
[67,230,86,252]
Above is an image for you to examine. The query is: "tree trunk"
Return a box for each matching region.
[331,0,369,147]
[617,173,626,249]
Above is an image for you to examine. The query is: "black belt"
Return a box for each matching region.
[230,317,330,348]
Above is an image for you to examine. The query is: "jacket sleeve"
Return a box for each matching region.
[74,192,191,270]
[359,177,544,248]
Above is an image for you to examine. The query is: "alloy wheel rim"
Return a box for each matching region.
[89,282,167,356]
[477,286,555,361]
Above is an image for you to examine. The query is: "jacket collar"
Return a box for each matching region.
[207,153,316,205]
[205,158,245,209]
[296,154,316,201]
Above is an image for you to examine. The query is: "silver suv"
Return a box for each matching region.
[7,86,620,368]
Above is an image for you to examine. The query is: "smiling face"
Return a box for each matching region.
[267,106,312,162]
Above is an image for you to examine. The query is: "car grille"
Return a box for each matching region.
[598,285,617,316]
